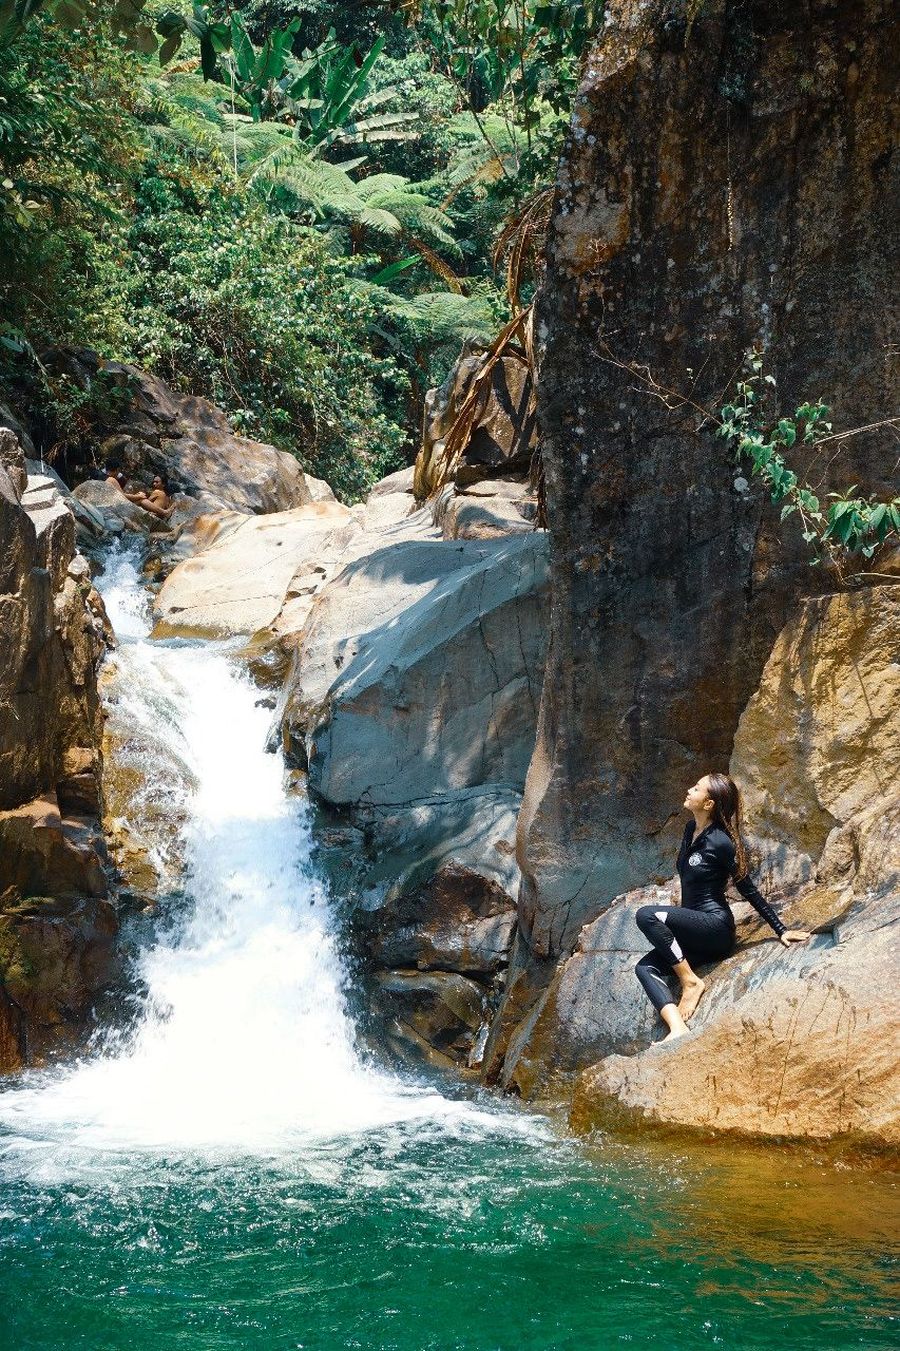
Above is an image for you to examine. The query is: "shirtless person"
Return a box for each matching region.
[105,466,145,503]
[136,475,175,521]
[104,466,174,520]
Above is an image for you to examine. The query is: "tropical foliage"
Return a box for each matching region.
[0,0,600,498]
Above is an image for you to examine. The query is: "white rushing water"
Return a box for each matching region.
[0,544,532,1164]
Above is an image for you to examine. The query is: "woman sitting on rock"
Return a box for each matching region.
[634,773,810,1043]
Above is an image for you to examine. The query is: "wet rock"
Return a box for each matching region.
[360,861,516,979]
[101,660,197,897]
[0,890,119,1070]
[0,427,113,1069]
[370,969,486,1065]
[56,746,103,817]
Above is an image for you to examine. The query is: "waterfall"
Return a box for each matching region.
[0,544,523,1161]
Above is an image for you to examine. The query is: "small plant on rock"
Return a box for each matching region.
[718,352,900,568]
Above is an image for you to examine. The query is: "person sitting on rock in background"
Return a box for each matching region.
[137,474,174,520]
[106,466,145,503]
[105,466,174,520]
[634,772,810,1043]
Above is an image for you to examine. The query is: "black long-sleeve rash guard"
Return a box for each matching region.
[676,821,786,938]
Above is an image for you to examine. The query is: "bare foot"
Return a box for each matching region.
[661,1025,689,1043]
[677,977,706,1022]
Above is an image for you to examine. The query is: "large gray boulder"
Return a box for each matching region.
[292,531,549,808]
[273,515,549,1069]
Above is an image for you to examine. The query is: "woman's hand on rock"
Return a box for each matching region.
[779,929,811,946]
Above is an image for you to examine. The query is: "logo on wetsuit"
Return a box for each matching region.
[688,851,703,867]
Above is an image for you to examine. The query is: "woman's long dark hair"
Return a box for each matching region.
[706,772,749,878]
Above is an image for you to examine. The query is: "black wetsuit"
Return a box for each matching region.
[635,821,786,1013]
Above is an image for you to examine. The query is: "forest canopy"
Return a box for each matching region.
[0,0,599,498]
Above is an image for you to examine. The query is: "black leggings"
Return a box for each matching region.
[634,904,735,1013]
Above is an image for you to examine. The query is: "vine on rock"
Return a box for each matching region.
[718,352,900,568]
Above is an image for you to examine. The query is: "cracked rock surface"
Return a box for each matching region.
[0,429,115,1070]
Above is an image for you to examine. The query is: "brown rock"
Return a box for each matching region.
[571,890,900,1150]
[0,424,114,1070]
[0,892,119,1070]
[0,452,105,812]
[0,795,107,899]
[56,771,102,818]
[72,480,172,535]
[414,347,537,499]
[732,588,900,889]
[360,861,516,978]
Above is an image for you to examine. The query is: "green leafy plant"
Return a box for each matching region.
[718,353,900,565]
[407,0,599,179]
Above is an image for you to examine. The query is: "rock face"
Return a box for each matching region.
[153,502,354,639]
[414,343,537,500]
[732,588,900,889]
[520,0,900,963]
[45,349,334,514]
[569,581,900,1149]
[0,429,115,1070]
[432,479,537,541]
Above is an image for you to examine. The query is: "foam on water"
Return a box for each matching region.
[0,544,539,1172]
